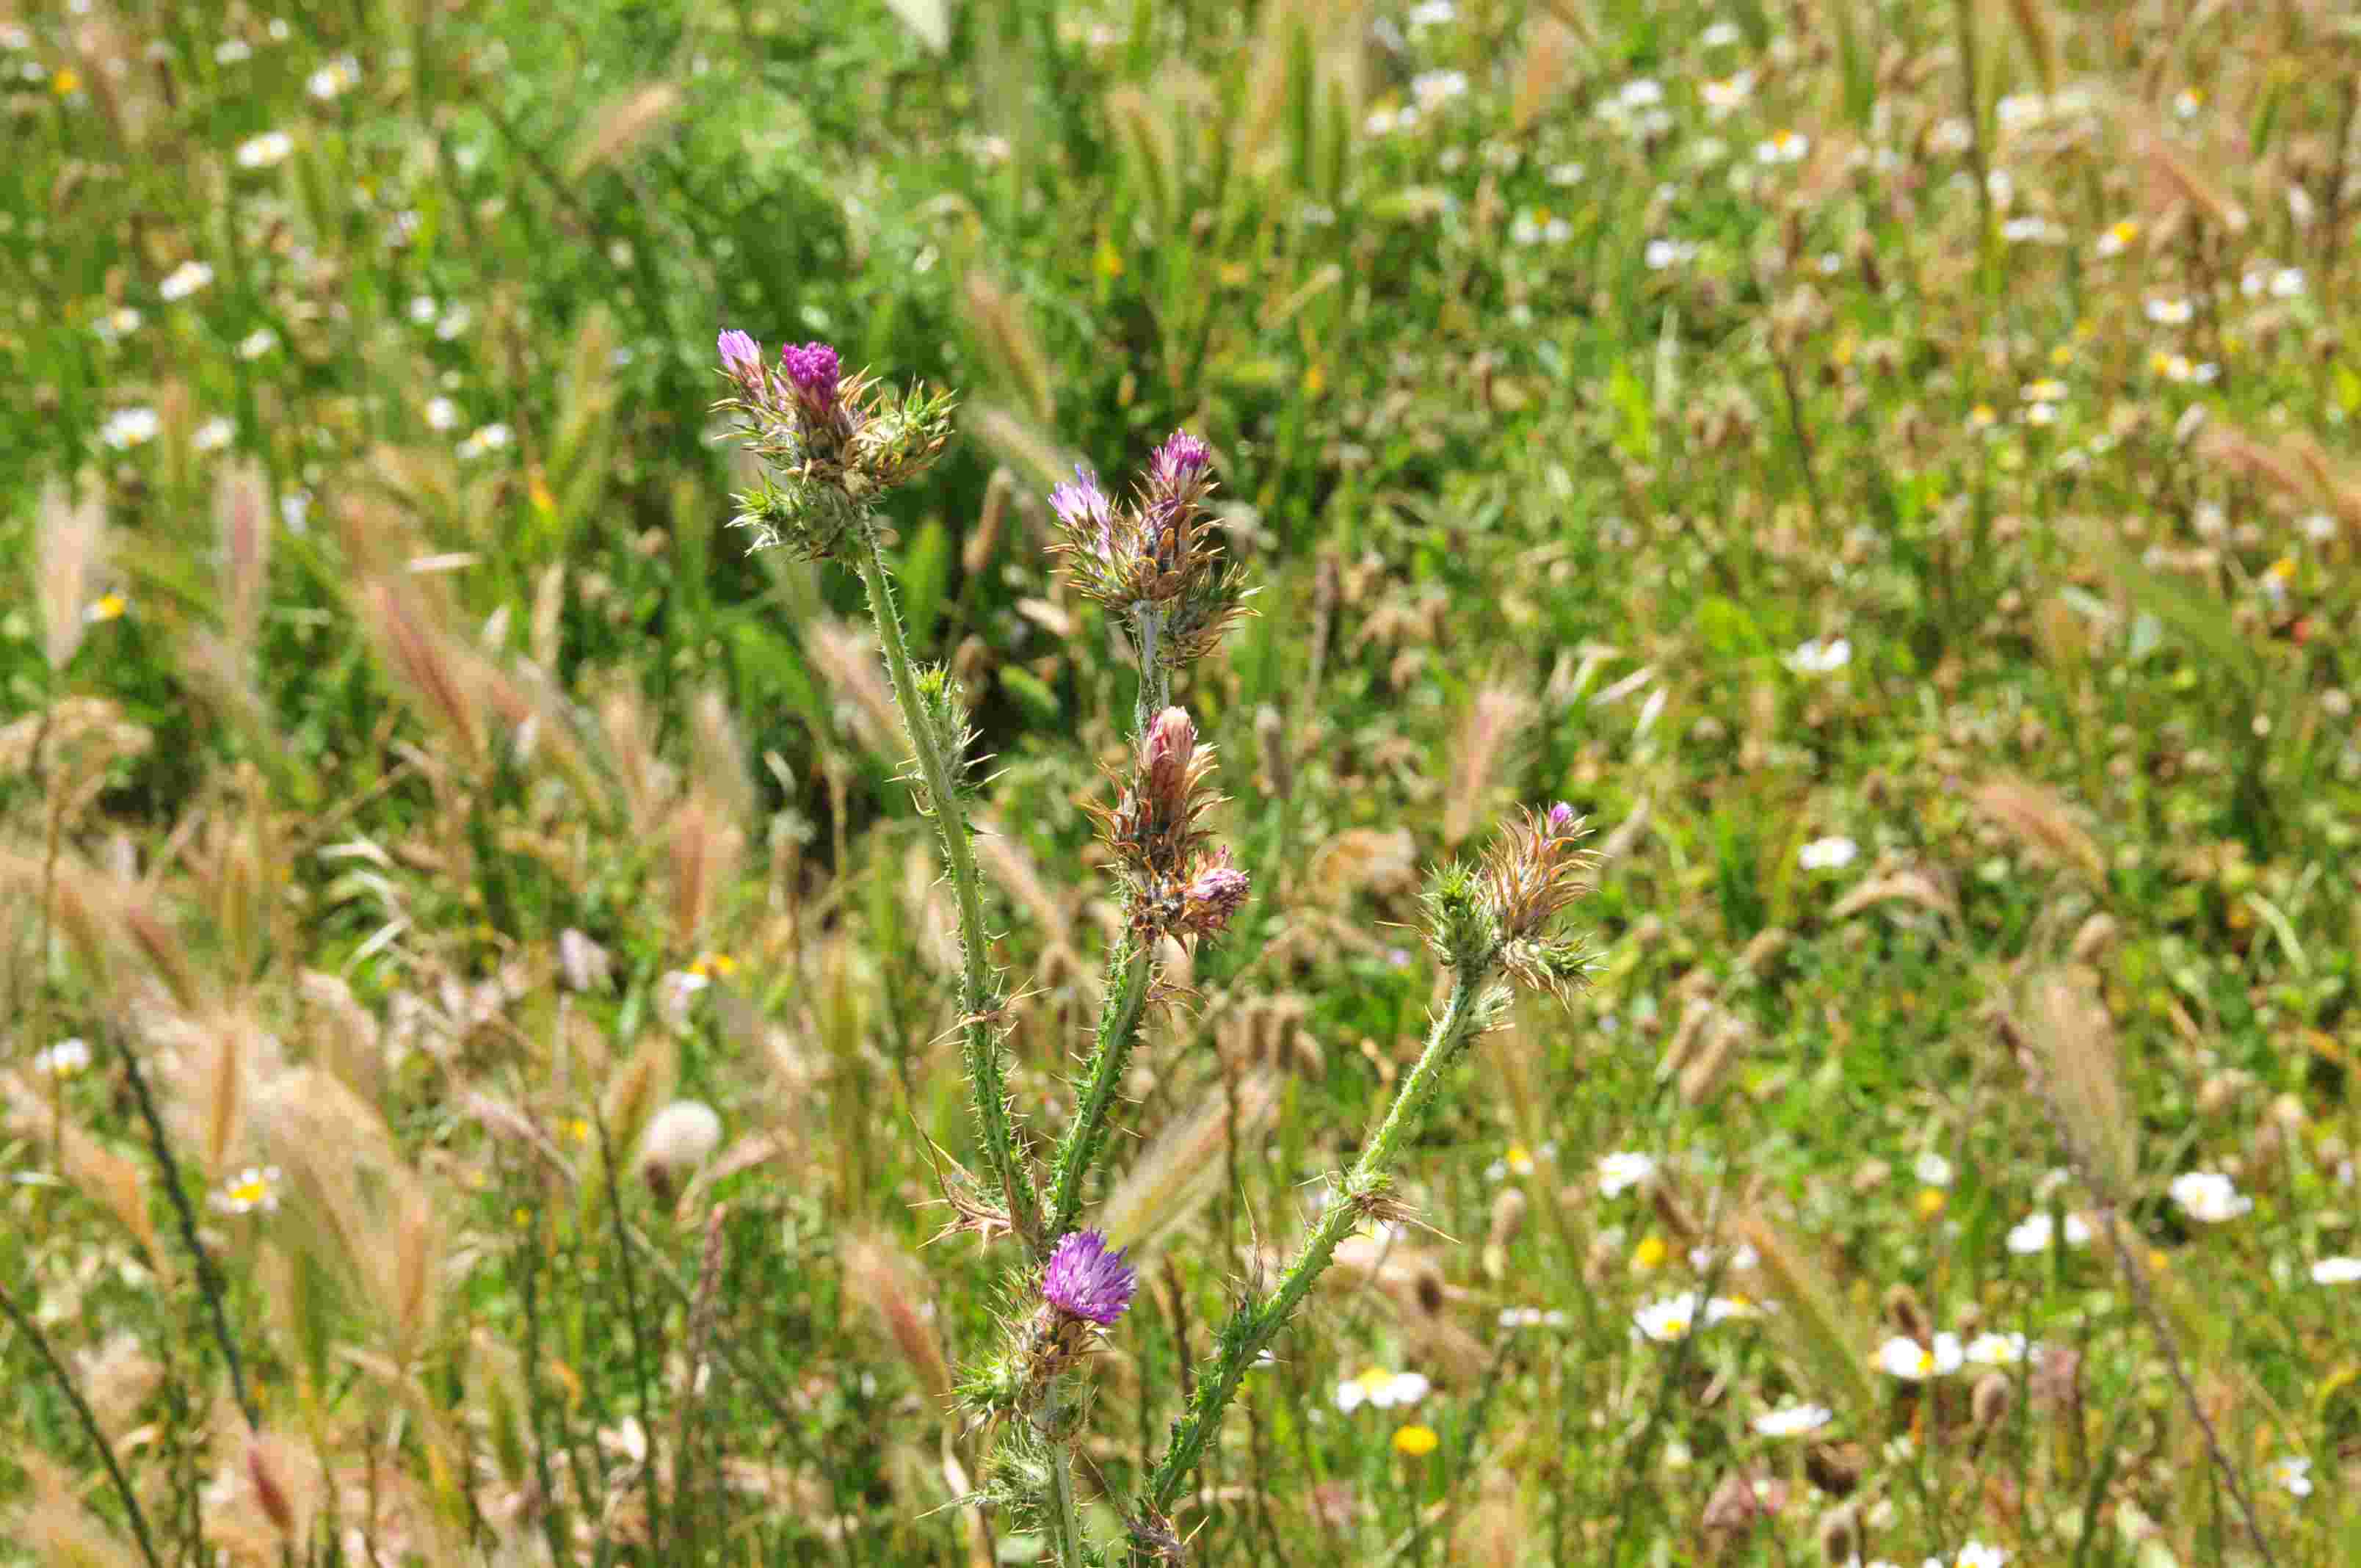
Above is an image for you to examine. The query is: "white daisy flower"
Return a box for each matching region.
[456,422,512,460]
[1755,128,1810,164]
[2269,266,2304,298]
[235,129,294,168]
[1963,1332,2029,1367]
[2144,297,2194,326]
[1644,238,1697,270]
[2005,1211,2091,1255]
[2001,216,2065,244]
[424,396,460,431]
[99,407,161,449]
[1335,1367,1429,1412]
[306,54,359,101]
[1926,1545,2007,1568]
[1633,1293,1703,1343]
[1545,161,1585,186]
[435,302,474,341]
[236,327,280,360]
[2094,219,2138,258]
[1701,72,1752,116]
[1798,836,1858,871]
[159,260,214,302]
[1876,1332,1964,1381]
[211,1164,283,1214]
[193,416,236,451]
[93,305,144,344]
[34,1038,93,1077]
[215,38,253,65]
[407,295,438,324]
[2167,1170,2251,1223]
[1498,1307,1570,1328]
[1914,1151,1954,1188]
[1753,1404,1832,1438]
[2271,1456,2312,1498]
[1410,70,1468,109]
[1786,636,1853,675]
[1700,21,1741,48]
[1599,1151,1656,1197]
[2311,1257,2361,1285]
[1406,1,1456,27]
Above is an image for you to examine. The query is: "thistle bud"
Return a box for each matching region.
[716,329,764,389]
[1142,707,1198,802]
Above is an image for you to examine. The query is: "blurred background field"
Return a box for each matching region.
[7,0,2361,1562]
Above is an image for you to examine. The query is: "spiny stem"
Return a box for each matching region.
[855,520,1042,1249]
[1144,968,1490,1512]
[1045,937,1154,1243]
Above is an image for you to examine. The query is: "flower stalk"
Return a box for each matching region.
[853,520,1041,1249]
[1143,966,1495,1512]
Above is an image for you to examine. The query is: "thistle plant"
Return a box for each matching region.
[720,335,1593,1564]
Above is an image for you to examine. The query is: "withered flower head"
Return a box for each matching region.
[1480,803,1596,997]
[1089,706,1250,942]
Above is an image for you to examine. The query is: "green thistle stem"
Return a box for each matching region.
[1144,967,1493,1512]
[1045,1426,1087,1568]
[1045,937,1154,1243]
[855,520,1041,1249]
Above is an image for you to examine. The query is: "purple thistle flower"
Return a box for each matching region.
[1181,860,1250,936]
[1147,430,1211,493]
[1042,1230,1136,1326]
[717,329,764,385]
[1048,465,1115,551]
[778,340,842,403]
[1547,802,1577,838]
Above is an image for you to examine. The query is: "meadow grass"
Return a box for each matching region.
[6,0,2361,1563]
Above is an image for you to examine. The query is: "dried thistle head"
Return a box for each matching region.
[715,334,956,558]
[1473,803,1596,996]
[1091,707,1249,941]
[1049,429,1251,669]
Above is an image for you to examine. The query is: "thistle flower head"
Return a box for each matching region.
[1042,1229,1137,1326]
[1147,429,1212,502]
[716,329,764,388]
[779,340,842,404]
[1049,465,1114,548]
[1484,803,1594,942]
[1049,429,1250,669]
[1178,852,1251,938]
[715,338,957,559]
[1436,804,1595,998]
